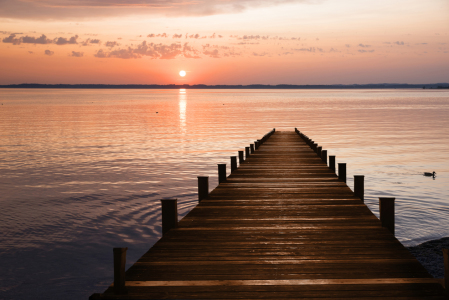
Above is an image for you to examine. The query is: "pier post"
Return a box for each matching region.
[317,146,322,156]
[338,163,346,183]
[238,151,244,164]
[379,197,395,235]
[160,199,178,235]
[329,156,336,172]
[198,176,209,202]
[255,141,259,149]
[245,147,250,159]
[354,175,365,202]
[250,144,255,154]
[113,247,128,295]
[218,164,227,183]
[230,156,237,172]
[313,143,317,152]
[443,248,449,290]
[321,150,328,164]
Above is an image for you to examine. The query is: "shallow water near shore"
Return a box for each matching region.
[0,88,448,299]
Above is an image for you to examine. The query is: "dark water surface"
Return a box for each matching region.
[0,89,448,299]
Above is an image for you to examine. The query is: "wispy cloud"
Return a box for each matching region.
[292,47,323,52]
[203,49,220,58]
[44,49,54,55]
[54,35,78,45]
[3,33,79,45]
[358,49,374,53]
[0,0,322,20]
[94,41,185,59]
[71,51,83,57]
[105,41,119,47]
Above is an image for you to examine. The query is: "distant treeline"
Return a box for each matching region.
[1,83,449,89]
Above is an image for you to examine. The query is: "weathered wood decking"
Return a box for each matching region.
[93,131,447,299]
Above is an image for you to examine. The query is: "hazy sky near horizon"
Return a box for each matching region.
[0,0,448,85]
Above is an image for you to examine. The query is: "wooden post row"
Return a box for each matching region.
[329,155,336,172]
[198,176,209,202]
[160,199,178,235]
[354,175,364,202]
[379,197,395,235]
[338,163,346,183]
[238,150,244,164]
[321,150,327,164]
[218,164,226,183]
[230,156,237,172]
[113,247,127,295]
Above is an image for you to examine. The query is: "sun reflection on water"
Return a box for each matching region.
[179,89,187,134]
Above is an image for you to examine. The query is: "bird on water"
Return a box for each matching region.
[424,171,436,177]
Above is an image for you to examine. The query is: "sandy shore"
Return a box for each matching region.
[406,237,449,278]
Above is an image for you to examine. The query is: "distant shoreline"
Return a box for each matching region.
[1,83,449,89]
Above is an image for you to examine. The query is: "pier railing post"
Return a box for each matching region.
[354,175,365,203]
[160,199,178,235]
[338,163,346,183]
[218,164,227,183]
[245,147,250,159]
[238,151,244,164]
[329,156,336,172]
[113,247,128,295]
[198,176,209,202]
[317,146,322,156]
[379,197,395,235]
[250,144,255,154]
[230,156,237,172]
[321,150,328,164]
[443,248,449,290]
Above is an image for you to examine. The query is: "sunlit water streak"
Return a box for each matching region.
[0,88,448,299]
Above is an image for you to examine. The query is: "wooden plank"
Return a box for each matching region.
[92,131,446,299]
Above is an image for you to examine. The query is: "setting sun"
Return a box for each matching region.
[179,70,186,77]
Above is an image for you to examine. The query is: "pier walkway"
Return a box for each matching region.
[91,131,447,299]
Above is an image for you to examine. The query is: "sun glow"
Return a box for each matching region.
[179,70,186,77]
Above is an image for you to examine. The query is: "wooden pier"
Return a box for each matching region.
[91,130,447,299]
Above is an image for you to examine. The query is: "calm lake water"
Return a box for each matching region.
[1,88,448,299]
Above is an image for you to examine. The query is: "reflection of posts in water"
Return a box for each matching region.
[338,163,346,183]
[197,176,209,202]
[354,175,365,203]
[379,197,395,235]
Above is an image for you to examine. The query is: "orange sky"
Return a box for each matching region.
[0,0,448,84]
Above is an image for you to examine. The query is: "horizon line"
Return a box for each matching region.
[1,83,449,89]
